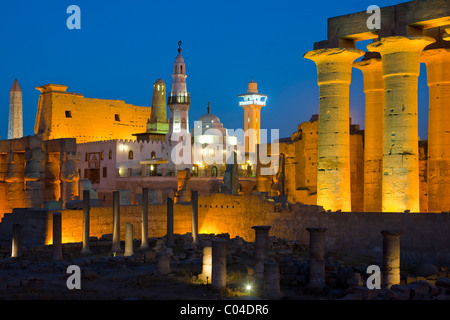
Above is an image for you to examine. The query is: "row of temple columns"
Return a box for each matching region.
[305,35,450,213]
[10,203,405,294]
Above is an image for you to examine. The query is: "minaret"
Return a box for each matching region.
[8,79,23,140]
[147,79,169,134]
[238,81,267,154]
[168,41,190,134]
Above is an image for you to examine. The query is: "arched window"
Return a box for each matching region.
[151,151,156,159]
[211,166,218,177]
[109,149,112,159]
[180,65,183,73]
[128,150,134,160]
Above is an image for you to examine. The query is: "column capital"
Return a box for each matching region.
[368,36,435,78]
[353,58,384,92]
[304,48,364,85]
[353,57,382,71]
[304,47,364,63]
[251,225,271,232]
[381,230,403,237]
[367,36,436,55]
[421,47,450,61]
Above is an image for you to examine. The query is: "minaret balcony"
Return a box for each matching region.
[168,93,191,105]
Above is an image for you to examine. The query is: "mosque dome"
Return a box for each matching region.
[195,103,226,135]
[198,113,221,125]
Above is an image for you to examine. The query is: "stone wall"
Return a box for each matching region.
[0,135,80,219]
[34,84,151,143]
[1,193,449,265]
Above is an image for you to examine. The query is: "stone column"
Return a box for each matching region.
[367,36,435,212]
[263,261,283,300]
[24,146,45,208]
[354,56,384,212]
[60,152,80,207]
[251,225,271,283]
[381,230,402,289]
[140,188,149,249]
[52,212,63,261]
[11,224,22,258]
[198,246,212,284]
[111,190,121,254]
[124,223,134,257]
[211,238,227,291]
[304,48,364,212]
[307,227,327,291]
[421,47,450,212]
[44,152,61,202]
[81,189,92,254]
[166,197,174,248]
[191,190,199,245]
[6,151,26,213]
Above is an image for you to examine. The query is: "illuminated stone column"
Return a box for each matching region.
[52,212,62,261]
[307,227,327,291]
[81,189,92,254]
[111,191,121,254]
[11,224,22,258]
[211,238,227,291]
[6,152,26,213]
[140,188,149,250]
[354,57,384,212]
[124,223,134,257]
[381,230,402,289]
[367,36,435,212]
[304,48,364,212]
[251,225,271,282]
[422,47,450,212]
[198,246,212,284]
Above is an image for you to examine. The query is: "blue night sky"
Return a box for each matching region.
[0,0,430,141]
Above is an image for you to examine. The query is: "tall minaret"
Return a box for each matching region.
[168,41,190,134]
[238,81,267,154]
[147,78,169,134]
[8,79,23,140]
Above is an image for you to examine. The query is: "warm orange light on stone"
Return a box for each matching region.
[422,47,450,212]
[354,57,384,212]
[304,48,364,212]
[367,36,435,213]
[34,84,151,143]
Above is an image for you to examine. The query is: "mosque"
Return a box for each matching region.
[7,41,266,208]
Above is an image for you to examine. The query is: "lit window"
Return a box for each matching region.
[128,150,133,160]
